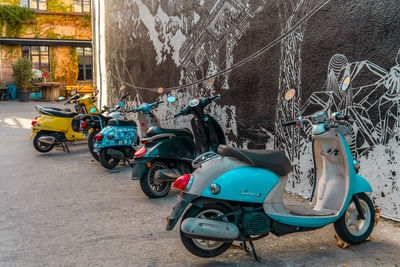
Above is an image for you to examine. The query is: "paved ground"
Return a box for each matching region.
[0,101,399,267]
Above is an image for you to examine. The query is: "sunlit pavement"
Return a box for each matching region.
[0,101,399,266]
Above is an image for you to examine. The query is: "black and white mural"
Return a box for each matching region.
[96,0,400,221]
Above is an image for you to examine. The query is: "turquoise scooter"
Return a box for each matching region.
[166,77,375,261]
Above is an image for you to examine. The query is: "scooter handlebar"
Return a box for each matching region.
[121,92,130,100]
[282,120,297,127]
[173,112,182,118]
[210,94,221,101]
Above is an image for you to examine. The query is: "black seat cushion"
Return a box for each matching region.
[41,108,77,117]
[107,119,137,127]
[43,107,71,112]
[146,126,193,138]
[217,145,292,176]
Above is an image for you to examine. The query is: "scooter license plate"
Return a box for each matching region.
[166,192,196,231]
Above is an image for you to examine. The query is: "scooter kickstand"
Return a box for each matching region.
[62,141,70,153]
[249,240,261,262]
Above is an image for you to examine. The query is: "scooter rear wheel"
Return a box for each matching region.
[180,204,232,258]
[334,193,375,244]
[33,131,55,153]
[99,148,120,169]
[139,162,171,198]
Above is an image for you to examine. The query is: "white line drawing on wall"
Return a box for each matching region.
[101,0,399,220]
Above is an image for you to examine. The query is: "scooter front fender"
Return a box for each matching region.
[351,174,372,194]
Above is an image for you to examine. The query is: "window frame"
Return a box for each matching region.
[77,47,93,81]
[73,0,91,13]
[28,0,47,11]
[21,45,50,74]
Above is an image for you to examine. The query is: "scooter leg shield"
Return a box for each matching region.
[181,218,239,241]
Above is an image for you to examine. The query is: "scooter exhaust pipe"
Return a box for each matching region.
[38,136,56,145]
[106,148,125,160]
[181,218,239,241]
[154,169,182,182]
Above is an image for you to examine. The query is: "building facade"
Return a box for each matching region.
[0,0,92,87]
[94,0,400,221]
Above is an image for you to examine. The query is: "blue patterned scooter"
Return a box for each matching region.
[93,99,167,169]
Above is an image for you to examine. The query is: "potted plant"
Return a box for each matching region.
[12,57,33,102]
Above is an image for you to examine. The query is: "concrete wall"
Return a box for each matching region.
[96,0,400,221]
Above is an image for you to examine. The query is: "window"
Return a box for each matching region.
[77,47,93,81]
[22,46,50,73]
[74,0,91,13]
[27,0,47,11]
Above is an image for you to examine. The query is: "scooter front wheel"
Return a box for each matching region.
[99,148,120,169]
[139,162,171,198]
[88,129,100,162]
[334,193,375,244]
[180,204,232,258]
[33,131,55,153]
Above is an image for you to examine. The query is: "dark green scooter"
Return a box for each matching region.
[131,95,226,198]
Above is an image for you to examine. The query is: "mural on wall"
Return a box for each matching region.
[101,0,400,220]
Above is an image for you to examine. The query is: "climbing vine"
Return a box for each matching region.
[0,5,34,37]
[57,47,79,85]
[0,0,19,5]
[49,47,57,81]
[47,0,72,13]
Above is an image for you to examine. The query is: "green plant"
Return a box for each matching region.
[12,57,33,90]
[0,4,34,37]
[47,0,72,13]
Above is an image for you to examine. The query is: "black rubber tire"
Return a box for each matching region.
[334,193,375,244]
[179,204,233,258]
[88,128,100,162]
[139,162,171,198]
[33,131,55,153]
[99,148,120,169]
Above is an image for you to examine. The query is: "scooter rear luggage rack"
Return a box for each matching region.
[192,151,219,168]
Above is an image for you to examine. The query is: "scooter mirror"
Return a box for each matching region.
[94,89,99,96]
[59,96,65,100]
[284,89,296,101]
[167,96,176,103]
[118,101,125,108]
[90,107,97,113]
[341,76,351,91]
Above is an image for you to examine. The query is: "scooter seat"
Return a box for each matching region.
[217,145,292,176]
[146,126,193,138]
[43,107,72,112]
[40,108,77,117]
[107,119,137,127]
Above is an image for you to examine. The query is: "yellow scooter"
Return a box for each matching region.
[30,93,99,153]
